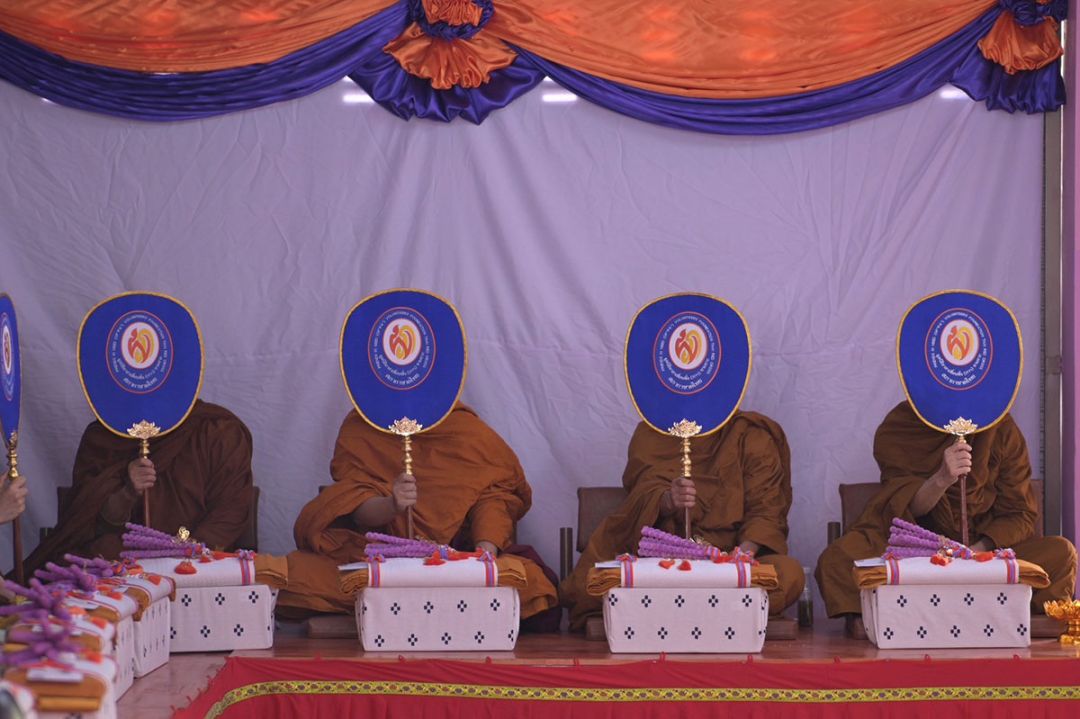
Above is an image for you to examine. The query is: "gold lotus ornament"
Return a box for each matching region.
[943,417,978,438]
[1043,599,1080,644]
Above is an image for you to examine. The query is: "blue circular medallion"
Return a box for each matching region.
[0,313,14,403]
[367,307,436,391]
[924,307,992,391]
[651,311,722,396]
[106,310,174,394]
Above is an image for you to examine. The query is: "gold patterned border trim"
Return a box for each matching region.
[205,680,1080,718]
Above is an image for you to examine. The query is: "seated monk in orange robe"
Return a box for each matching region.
[562,412,805,631]
[277,404,559,622]
[25,400,255,573]
[816,401,1077,628]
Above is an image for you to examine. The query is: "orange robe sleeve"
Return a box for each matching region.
[466,455,530,551]
[979,417,1038,549]
[292,412,395,563]
[735,425,791,554]
[189,412,255,550]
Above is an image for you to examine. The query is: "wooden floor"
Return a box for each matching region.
[119,618,1080,718]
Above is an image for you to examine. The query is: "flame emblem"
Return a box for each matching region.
[127,327,155,365]
[388,323,416,361]
[674,328,702,365]
[946,324,973,361]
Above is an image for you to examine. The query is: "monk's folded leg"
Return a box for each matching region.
[815,539,863,618]
[512,554,559,620]
[757,553,804,616]
[1012,535,1078,612]
[275,551,355,618]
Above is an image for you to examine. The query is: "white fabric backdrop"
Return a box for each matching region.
[0,80,1044,608]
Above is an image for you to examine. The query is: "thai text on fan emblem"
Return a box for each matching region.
[107,310,174,394]
[653,312,721,395]
[368,307,436,390]
[924,308,992,391]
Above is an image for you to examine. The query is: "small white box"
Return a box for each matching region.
[603,587,769,653]
[113,618,134,698]
[861,584,1032,648]
[357,587,519,652]
[132,597,170,677]
[169,585,277,652]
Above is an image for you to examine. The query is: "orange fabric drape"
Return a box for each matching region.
[489,0,999,99]
[0,0,396,72]
[0,0,1062,97]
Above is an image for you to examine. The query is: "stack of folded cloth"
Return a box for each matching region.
[121,524,287,589]
[339,533,529,595]
[0,579,117,716]
[586,527,779,595]
[853,518,1050,589]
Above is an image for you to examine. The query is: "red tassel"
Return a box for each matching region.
[175,560,197,575]
[930,554,950,566]
[678,560,692,571]
[424,551,445,566]
[658,559,675,569]
[974,551,995,562]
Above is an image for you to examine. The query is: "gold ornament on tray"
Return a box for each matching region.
[668,419,702,540]
[389,417,423,539]
[1043,599,1080,644]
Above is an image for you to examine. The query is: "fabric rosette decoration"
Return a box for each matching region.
[979,0,1066,74]
[385,0,516,89]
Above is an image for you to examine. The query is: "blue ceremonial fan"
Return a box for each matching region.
[897,290,1022,437]
[626,293,752,538]
[78,292,204,527]
[897,289,1022,546]
[0,294,25,582]
[340,289,467,537]
[341,288,467,432]
[0,294,20,449]
[626,293,751,436]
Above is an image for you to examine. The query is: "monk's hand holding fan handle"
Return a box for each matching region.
[391,472,417,512]
[934,440,972,486]
[127,457,156,495]
[0,472,27,524]
[665,476,697,512]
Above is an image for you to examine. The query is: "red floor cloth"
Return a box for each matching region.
[177,655,1080,719]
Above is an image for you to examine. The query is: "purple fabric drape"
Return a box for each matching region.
[512,8,1063,136]
[0,3,1063,130]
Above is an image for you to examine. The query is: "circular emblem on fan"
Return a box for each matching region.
[924,308,992,391]
[368,307,436,390]
[0,313,14,402]
[653,312,721,395]
[107,310,174,394]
